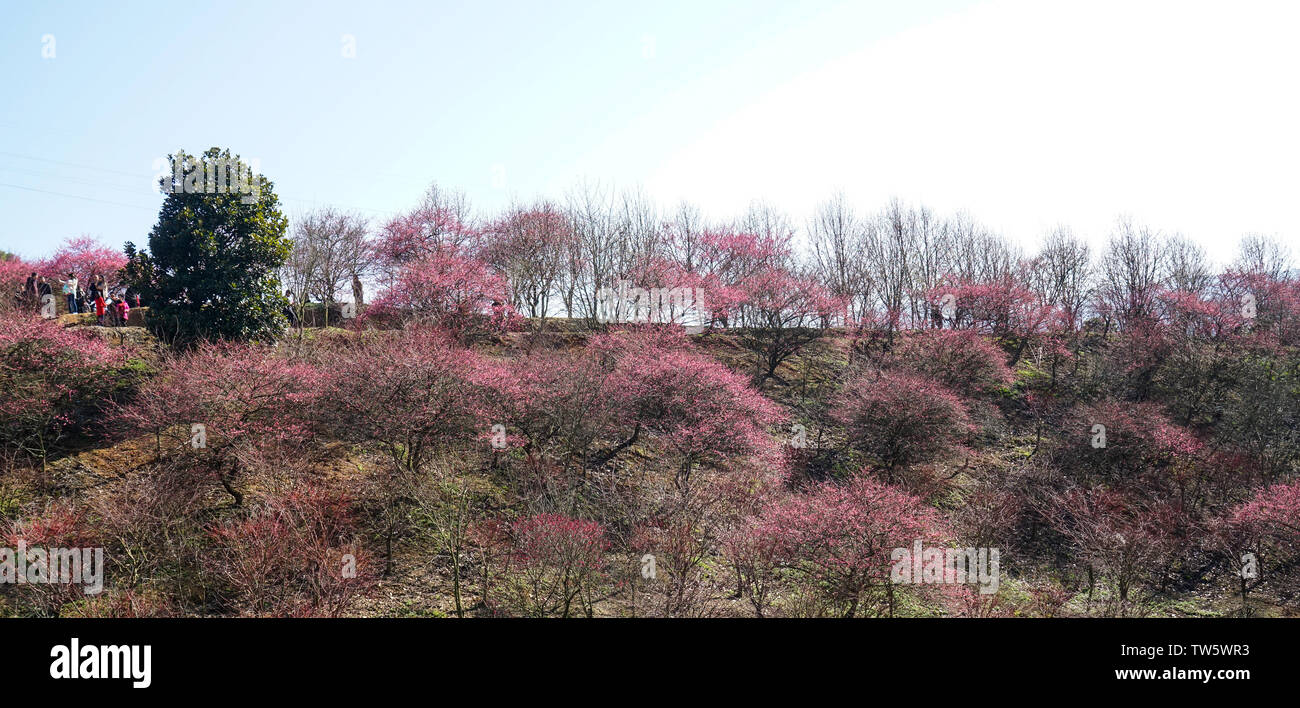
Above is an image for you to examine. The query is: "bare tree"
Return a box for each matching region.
[482,201,573,319]
[1234,233,1293,280]
[286,207,371,327]
[1029,226,1093,331]
[1163,235,1213,294]
[616,187,666,280]
[869,199,916,336]
[949,213,1017,284]
[809,192,872,324]
[563,182,620,322]
[666,200,707,275]
[1097,218,1166,331]
[282,228,320,327]
[738,200,796,257]
[904,204,951,327]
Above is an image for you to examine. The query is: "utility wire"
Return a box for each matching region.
[0,152,408,219]
[0,182,157,210]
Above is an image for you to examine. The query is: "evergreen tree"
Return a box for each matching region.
[124,147,290,344]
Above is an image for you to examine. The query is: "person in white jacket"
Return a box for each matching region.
[60,272,79,314]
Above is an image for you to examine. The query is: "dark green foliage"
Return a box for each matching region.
[123,147,290,345]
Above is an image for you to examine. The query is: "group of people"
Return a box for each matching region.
[19,271,140,325]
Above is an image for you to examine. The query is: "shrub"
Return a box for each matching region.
[888,329,1013,396]
[740,476,948,617]
[501,514,606,617]
[204,484,372,617]
[832,369,973,483]
[0,315,122,470]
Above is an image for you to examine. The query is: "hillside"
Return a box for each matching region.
[3,310,1297,619]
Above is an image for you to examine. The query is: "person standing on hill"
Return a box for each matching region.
[61,272,79,314]
[24,272,36,310]
[283,289,298,328]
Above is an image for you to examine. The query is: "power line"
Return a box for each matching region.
[0,150,154,178]
[0,166,155,196]
[0,182,157,210]
[0,147,429,184]
[0,180,409,224]
[0,151,410,220]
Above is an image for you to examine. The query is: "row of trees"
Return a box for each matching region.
[2,149,1298,617]
[7,157,1291,369]
[220,180,1279,404]
[341,182,1292,332]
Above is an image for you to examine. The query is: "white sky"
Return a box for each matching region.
[640,0,1300,264]
[4,0,1296,266]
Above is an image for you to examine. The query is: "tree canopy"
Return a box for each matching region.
[124,147,290,344]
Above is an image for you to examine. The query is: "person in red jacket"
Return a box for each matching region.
[116,296,130,326]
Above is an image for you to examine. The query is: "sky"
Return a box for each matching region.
[2,0,1297,266]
